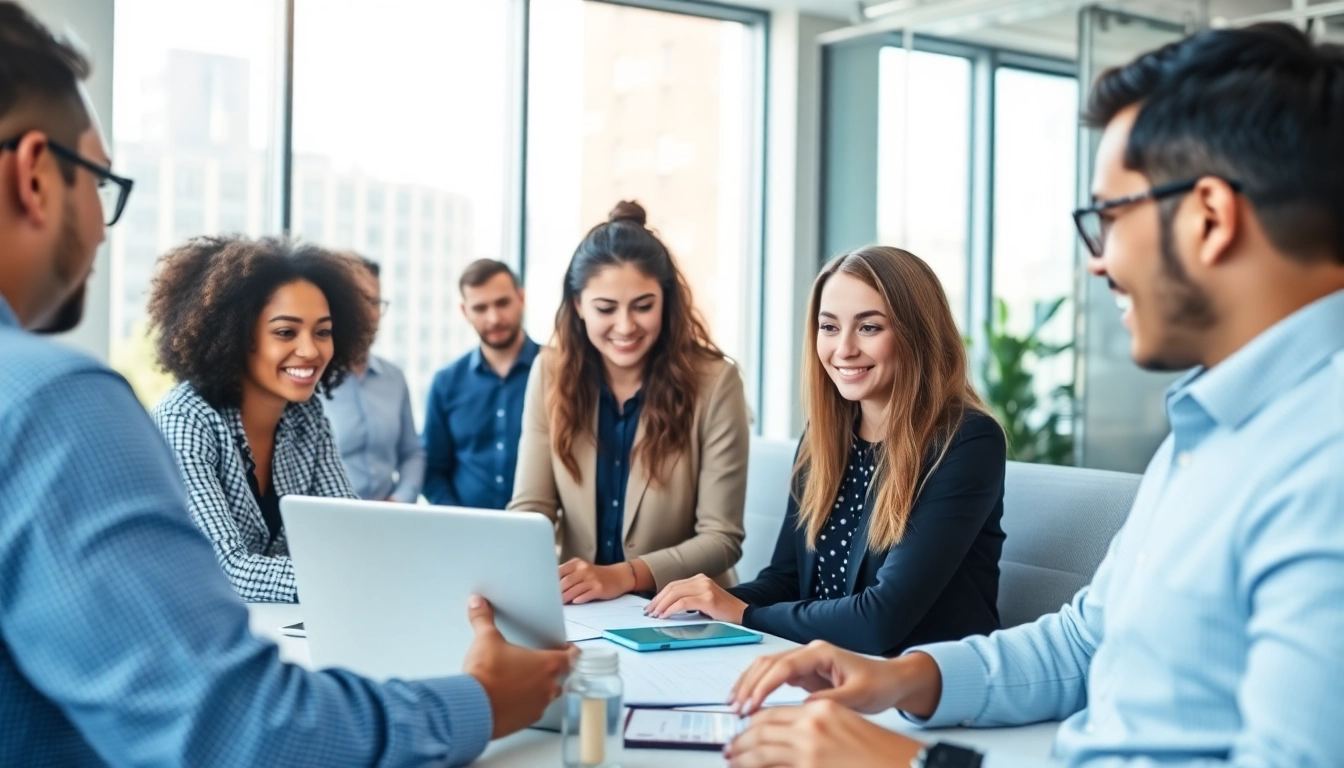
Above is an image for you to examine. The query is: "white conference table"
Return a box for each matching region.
[247,602,1058,767]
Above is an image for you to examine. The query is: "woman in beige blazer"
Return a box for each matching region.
[507,201,749,604]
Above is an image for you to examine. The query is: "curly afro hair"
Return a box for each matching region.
[146,235,377,408]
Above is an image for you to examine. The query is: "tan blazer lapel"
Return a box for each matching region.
[621,416,651,539]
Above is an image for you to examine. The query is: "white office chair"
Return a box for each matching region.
[738,436,798,583]
[997,461,1142,628]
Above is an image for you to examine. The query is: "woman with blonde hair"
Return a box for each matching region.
[647,246,1006,656]
[508,201,750,604]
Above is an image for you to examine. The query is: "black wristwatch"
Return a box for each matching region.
[910,742,984,768]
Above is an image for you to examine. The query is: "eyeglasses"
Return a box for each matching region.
[367,297,390,316]
[0,134,135,226]
[1071,177,1242,258]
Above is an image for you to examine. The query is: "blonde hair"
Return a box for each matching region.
[794,246,994,552]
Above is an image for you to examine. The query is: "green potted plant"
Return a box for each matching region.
[977,297,1074,465]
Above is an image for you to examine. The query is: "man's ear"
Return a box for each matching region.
[10,132,56,228]
[1192,176,1240,268]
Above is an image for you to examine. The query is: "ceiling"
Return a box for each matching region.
[723,0,1341,57]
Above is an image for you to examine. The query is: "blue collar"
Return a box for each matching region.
[471,335,539,375]
[1169,289,1344,429]
[363,354,384,377]
[0,294,18,329]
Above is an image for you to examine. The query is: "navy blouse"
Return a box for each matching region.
[593,384,643,565]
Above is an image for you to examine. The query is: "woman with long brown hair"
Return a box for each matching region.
[647,246,1006,656]
[507,201,750,604]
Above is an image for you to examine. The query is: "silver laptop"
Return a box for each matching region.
[280,496,568,725]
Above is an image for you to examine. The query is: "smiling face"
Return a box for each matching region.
[575,262,664,377]
[1085,104,1217,371]
[815,272,899,408]
[242,279,334,406]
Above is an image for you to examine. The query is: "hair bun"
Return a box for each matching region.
[607,200,647,227]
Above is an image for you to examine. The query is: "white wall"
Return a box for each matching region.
[27,0,115,362]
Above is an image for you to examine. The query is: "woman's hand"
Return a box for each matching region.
[645,573,748,624]
[725,700,923,768]
[558,558,635,604]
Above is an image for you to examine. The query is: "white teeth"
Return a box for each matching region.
[837,367,871,378]
[285,368,315,378]
[1115,295,1133,312]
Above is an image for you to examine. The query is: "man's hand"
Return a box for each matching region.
[729,641,942,718]
[462,595,577,739]
[645,573,748,624]
[558,558,634,604]
[725,700,924,768]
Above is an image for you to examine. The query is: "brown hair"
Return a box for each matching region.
[548,200,722,485]
[795,246,994,552]
[458,258,518,295]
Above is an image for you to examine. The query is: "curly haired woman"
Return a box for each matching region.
[147,236,377,602]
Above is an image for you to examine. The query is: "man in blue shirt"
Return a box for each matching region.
[326,256,426,502]
[423,259,538,509]
[0,6,570,765]
[722,23,1344,768]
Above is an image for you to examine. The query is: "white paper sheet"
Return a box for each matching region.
[582,639,809,707]
[562,594,702,639]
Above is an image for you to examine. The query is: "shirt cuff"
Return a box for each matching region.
[899,641,990,728]
[420,674,493,765]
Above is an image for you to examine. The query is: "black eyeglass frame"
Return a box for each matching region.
[0,135,135,226]
[1071,176,1243,258]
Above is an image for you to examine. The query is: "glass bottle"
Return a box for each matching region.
[561,647,623,768]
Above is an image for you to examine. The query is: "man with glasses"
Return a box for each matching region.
[0,4,570,765]
[325,254,427,502]
[721,22,1344,768]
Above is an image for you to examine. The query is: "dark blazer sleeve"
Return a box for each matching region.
[727,494,804,610]
[738,414,1006,656]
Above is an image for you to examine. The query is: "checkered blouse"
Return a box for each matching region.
[152,383,356,602]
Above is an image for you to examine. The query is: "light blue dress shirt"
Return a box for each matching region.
[0,295,490,767]
[324,354,426,502]
[910,289,1344,767]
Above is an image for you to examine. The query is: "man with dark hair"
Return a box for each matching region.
[423,258,538,509]
[0,4,570,765]
[325,253,427,502]
[720,23,1344,768]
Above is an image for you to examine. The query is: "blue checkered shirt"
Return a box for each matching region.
[908,290,1344,767]
[152,382,357,602]
[0,295,491,767]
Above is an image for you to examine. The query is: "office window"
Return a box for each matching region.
[876,48,973,330]
[109,0,283,406]
[527,0,763,381]
[293,0,517,421]
[991,67,1078,439]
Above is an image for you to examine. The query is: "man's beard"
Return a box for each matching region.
[1133,212,1217,372]
[34,204,89,335]
[480,324,522,351]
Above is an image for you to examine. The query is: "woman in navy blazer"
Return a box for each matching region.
[647,246,1006,656]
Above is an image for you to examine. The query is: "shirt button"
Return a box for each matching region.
[496,409,505,418]
[496,475,504,484]
[612,500,619,507]
[1176,451,1192,468]
[615,460,621,467]
[496,442,504,451]
[961,720,974,728]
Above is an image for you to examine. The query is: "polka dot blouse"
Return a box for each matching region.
[812,436,877,600]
